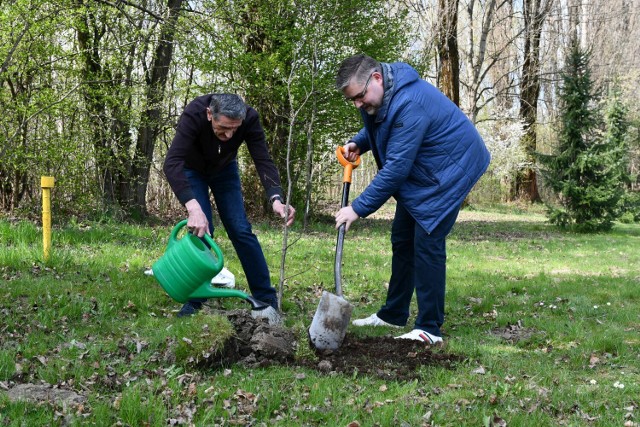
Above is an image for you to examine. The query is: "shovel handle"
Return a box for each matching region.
[334,146,359,297]
[336,146,361,184]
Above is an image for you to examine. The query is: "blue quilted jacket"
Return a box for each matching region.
[350,62,491,233]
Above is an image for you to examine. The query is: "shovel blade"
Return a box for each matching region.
[308,291,353,350]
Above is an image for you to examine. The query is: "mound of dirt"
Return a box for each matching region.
[301,334,464,381]
[215,310,464,381]
[223,310,297,368]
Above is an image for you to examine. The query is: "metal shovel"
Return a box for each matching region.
[309,146,361,350]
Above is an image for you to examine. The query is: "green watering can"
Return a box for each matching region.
[152,220,270,310]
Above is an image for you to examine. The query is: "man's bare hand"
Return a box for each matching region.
[273,199,295,227]
[185,199,209,237]
[335,206,359,231]
[343,142,361,162]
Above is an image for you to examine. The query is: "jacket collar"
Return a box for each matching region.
[374,62,395,123]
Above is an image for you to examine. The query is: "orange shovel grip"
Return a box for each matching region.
[336,146,361,183]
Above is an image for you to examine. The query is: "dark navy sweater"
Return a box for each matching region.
[163,94,283,205]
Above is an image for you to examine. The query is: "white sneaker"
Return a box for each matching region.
[352,313,402,328]
[211,267,235,288]
[395,329,443,344]
[144,268,154,276]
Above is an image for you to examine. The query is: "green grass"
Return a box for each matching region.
[0,206,639,426]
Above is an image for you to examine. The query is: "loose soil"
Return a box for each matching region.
[300,334,464,381]
[213,310,464,382]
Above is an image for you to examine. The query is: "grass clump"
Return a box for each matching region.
[169,314,235,365]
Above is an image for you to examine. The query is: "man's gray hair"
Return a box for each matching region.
[209,94,247,121]
[335,54,381,90]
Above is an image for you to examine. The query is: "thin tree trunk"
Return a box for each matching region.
[437,0,460,105]
[303,52,318,231]
[75,3,117,207]
[130,0,183,217]
[516,0,553,202]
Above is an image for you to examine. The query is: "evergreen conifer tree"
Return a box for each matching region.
[604,87,639,222]
[540,43,626,232]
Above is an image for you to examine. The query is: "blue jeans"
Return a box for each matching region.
[184,162,277,309]
[376,203,460,336]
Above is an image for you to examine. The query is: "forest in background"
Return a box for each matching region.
[1,0,638,227]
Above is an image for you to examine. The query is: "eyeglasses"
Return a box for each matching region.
[344,73,373,102]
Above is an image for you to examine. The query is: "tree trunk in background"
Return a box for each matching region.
[464,0,500,123]
[75,2,118,207]
[130,0,183,218]
[436,0,460,105]
[489,0,519,112]
[237,4,293,216]
[516,0,553,202]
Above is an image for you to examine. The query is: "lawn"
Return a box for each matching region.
[0,204,638,426]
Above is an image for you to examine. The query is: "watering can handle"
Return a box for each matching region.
[336,146,361,184]
[171,220,224,271]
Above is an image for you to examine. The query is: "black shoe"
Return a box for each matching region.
[177,300,203,318]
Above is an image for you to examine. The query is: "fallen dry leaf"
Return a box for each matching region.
[187,382,197,396]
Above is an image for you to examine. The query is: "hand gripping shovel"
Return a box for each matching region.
[309,146,361,350]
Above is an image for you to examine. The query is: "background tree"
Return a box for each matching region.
[603,86,638,222]
[130,0,183,218]
[540,44,625,231]
[0,1,87,213]
[436,0,461,104]
[192,0,407,216]
[461,0,523,123]
[515,0,553,202]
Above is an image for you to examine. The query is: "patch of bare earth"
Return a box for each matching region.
[197,311,464,381]
[301,334,465,381]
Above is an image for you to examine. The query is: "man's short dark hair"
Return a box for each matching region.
[209,94,247,121]
[336,54,381,90]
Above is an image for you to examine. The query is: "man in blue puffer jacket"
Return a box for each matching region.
[334,54,490,344]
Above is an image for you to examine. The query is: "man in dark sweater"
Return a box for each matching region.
[163,93,295,317]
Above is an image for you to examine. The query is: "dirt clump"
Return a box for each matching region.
[189,309,297,368]
[224,310,297,367]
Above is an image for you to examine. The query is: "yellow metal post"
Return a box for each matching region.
[41,176,55,262]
